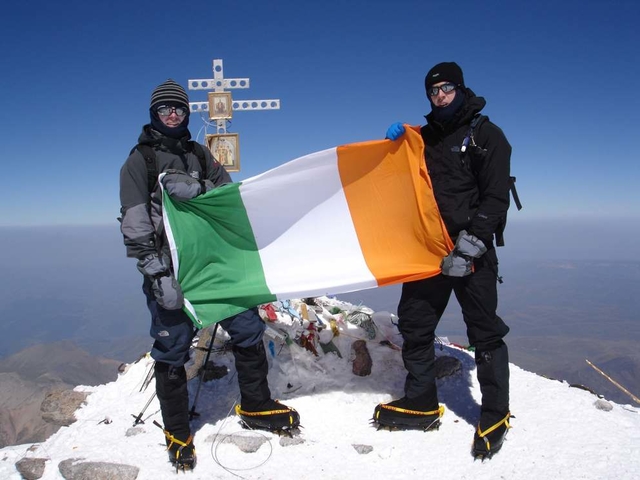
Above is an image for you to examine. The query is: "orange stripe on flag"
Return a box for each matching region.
[337,128,453,286]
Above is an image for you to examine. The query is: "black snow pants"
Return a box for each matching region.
[397,248,510,415]
[147,299,268,437]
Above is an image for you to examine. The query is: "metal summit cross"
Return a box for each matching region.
[187,59,280,172]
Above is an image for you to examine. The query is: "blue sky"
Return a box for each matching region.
[1,0,638,226]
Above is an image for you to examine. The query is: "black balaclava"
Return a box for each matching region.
[149,79,190,139]
[424,62,466,124]
[430,87,466,124]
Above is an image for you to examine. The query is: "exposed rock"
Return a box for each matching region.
[351,340,372,376]
[125,427,145,437]
[0,342,122,448]
[41,390,89,426]
[15,457,47,480]
[0,409,14,448]
[0,402,61,449]
[352,444,373,454]
[279,435,305,447]
[0,373,61,448]
[218,432,268,453]
[594,399,613,412]
[58,458,139,480]
[435,355,462,378]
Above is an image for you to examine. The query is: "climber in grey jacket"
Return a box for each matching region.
[118,79,299,472]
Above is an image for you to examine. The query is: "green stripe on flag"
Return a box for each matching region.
[163,183,276,327]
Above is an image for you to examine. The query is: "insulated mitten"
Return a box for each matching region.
[152,274,184,310]
[161,170,203,201]
[137,254,168,278]
[441,251,473,277]
[455,230,487,258]
[441,230,487,277]
[137,254,184,310]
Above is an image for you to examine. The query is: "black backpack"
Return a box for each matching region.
[462,114,522,247]
[130,142,208,194]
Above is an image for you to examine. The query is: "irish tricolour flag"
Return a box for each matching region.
[163,128,453,328]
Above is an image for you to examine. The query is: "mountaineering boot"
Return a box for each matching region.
[373,394,444,431]
[472,411,510,460]
[472,343,511,459]
[154,362,196,470]
[154,422,197,472]
[233,342,300,432]
[235,399,301,431]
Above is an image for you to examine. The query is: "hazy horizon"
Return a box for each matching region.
[1,221,639,405]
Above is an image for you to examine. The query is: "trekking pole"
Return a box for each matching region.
[189,323,219,420]
[132,391,156,426]
[139,361,156,392]
[586,359,640,405]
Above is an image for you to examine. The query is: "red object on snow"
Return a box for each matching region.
[260,303,278,322]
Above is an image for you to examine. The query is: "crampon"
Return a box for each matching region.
[472,412,511,461]
[235,401,301,437]
[154,421,197,472]
[372,402,444,432]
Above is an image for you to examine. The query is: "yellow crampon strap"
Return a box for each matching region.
[476,412,511,451]
[235,403,294,417]
[378,404,445,417]
[163,431,193,461]
[152,420,195,467]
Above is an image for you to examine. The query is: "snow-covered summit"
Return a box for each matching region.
[2,297,638,480]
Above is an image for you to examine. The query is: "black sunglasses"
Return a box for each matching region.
[427,83,456,97]
[156,105,189,117]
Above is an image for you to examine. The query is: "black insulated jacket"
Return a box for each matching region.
[420,90,511,248]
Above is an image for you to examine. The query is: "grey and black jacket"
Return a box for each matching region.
[119,125,231,260]
[420,90,511,248]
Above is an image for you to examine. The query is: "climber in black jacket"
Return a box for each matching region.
[374,62,512,460]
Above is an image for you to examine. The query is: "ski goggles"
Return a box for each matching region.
[156,105,189,117]
[427,83,456,97]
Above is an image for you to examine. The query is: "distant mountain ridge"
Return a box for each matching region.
[1,299,639,480]
[0,341,122,447]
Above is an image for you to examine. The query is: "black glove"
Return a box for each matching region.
[136,254,184,310]
[441,230,487,277]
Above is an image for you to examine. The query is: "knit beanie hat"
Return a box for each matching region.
[425,62,465,90]
[150,79,190,110]
[149,79,190,139]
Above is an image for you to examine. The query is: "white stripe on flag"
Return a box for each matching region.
[241,147,377,298]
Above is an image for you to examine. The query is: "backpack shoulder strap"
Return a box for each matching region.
[460,114,486,153]
[131,144,157,194]
[470,113,486,129]
[509,176,523,211]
